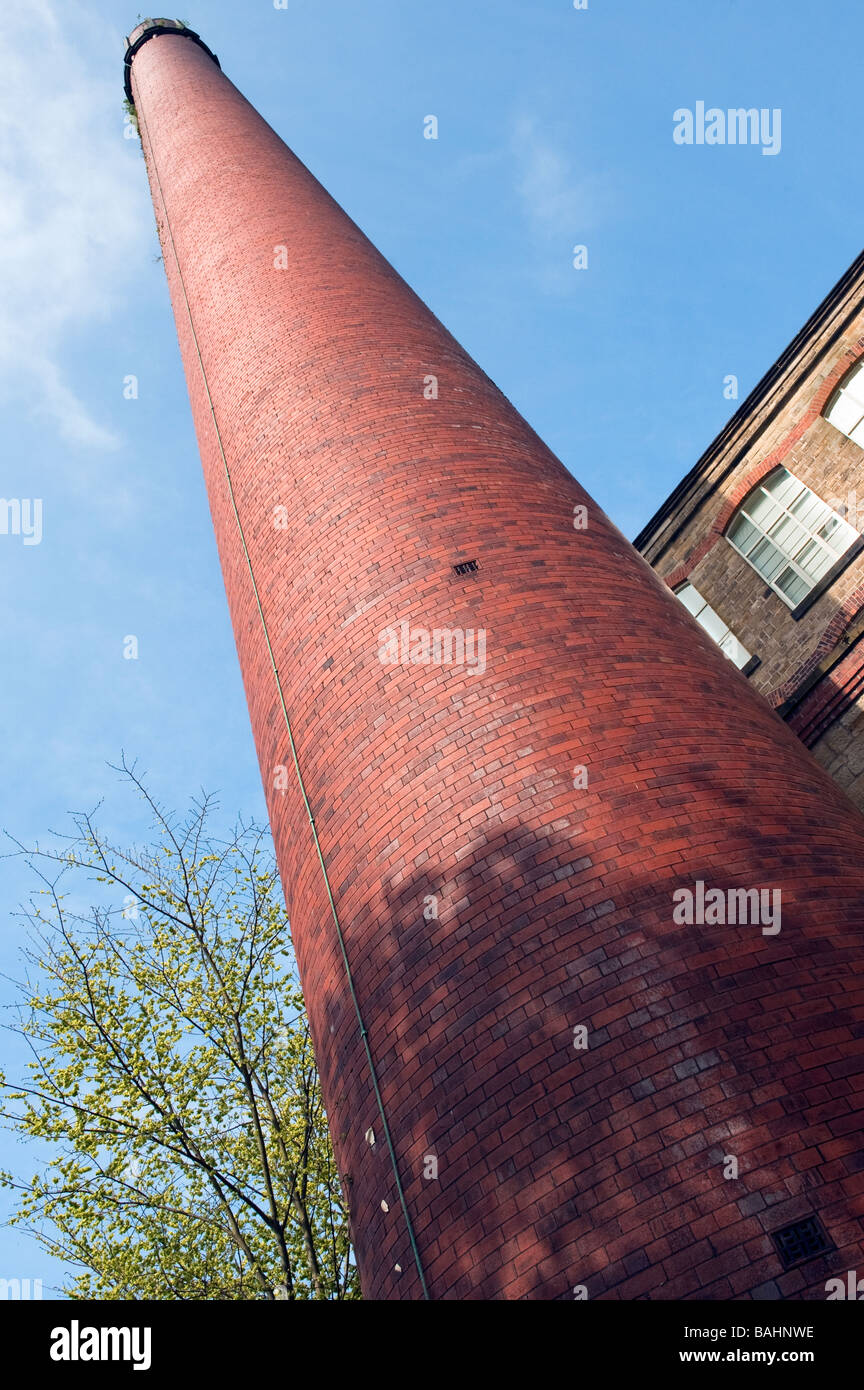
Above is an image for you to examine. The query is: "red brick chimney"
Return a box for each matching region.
[126,20,864,1300]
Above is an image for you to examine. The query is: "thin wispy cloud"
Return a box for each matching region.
[0,0,149,449]
[512,115,609,289]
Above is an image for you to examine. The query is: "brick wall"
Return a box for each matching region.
[132,32,864,1300]
[811,692,864,802]
[638,264,864,809]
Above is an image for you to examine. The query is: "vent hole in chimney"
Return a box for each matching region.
[453,559,479,576]
[770,1215,834,1270]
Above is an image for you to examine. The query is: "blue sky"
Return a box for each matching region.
[1,0,861,1295]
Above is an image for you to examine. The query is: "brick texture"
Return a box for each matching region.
[637,258,864,809]
[131,31,864,1299]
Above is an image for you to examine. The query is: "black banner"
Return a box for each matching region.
[0,1297,859,1378]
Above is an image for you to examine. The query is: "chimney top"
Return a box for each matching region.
[123,18,220,105]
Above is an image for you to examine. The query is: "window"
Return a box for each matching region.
[825,361,864,447]
[726,467,858,609]
[675,582,752,669]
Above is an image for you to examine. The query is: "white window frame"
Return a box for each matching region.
[825,361,864,448]
[726,466,858,610]
[674,582,752,669]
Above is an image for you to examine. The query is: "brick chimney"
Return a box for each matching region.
[126,20,864,1299]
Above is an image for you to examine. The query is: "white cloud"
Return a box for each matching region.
[512,114,609,243]
[0,0,150,449]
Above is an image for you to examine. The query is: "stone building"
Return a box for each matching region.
[635,251,864,810]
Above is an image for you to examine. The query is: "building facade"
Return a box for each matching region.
[636,253,864,810]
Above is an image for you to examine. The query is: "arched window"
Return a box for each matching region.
[825,361,864,446]
[675,582,752,669]
[726,466,858,608]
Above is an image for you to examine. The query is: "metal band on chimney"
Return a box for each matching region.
[123,19,220,106]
